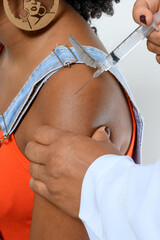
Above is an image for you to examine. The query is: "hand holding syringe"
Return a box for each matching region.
[69,11,160,95]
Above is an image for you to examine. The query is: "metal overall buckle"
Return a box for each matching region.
[0,113,9,142]
[52,45,78,67]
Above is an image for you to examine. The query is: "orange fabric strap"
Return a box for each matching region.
[125,92,136,158]
[0,44,3,53]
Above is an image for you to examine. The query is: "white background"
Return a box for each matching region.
[93,0,160,164]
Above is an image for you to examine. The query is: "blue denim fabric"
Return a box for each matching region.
[0,45,143,163]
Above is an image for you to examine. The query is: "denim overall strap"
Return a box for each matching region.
[0,44,143,163]
[0,45,109,140]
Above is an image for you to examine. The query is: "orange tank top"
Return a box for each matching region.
[0,44,136,239]
[0,132,34,240]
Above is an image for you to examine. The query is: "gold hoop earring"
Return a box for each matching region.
[3,0,59,31]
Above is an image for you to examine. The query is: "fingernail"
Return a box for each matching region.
[105,127,110,137]
[140,15,147,24]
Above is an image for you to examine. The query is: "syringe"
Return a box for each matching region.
[69,11,160,94]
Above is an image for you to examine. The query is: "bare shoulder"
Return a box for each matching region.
[14,25,132,155]
[33,58,132,154]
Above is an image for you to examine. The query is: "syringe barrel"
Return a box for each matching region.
[105,11,160,66]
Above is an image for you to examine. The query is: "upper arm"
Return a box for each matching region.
[34,62,132,139]
[35,63,110,136]
[30,62,132,239]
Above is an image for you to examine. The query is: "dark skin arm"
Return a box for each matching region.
[25,60,132,239]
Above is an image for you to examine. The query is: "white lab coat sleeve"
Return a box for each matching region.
[79,155,160,240]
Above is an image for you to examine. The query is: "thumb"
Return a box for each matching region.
[132,0,159,26]
[92,126,111,143]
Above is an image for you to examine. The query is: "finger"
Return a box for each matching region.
[34,125,67,145]
[133,0,159,25]
[156,54,160,63]
[147,40,160,54]
[25,141,49,164]
[147,29,160,45]
[29,163,47,182]
[92,126,111,143]
[146,0,160,12]
[29,178,50,199]
[92,126,121,155]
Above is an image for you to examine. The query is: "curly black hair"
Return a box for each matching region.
[66,0,120,22]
